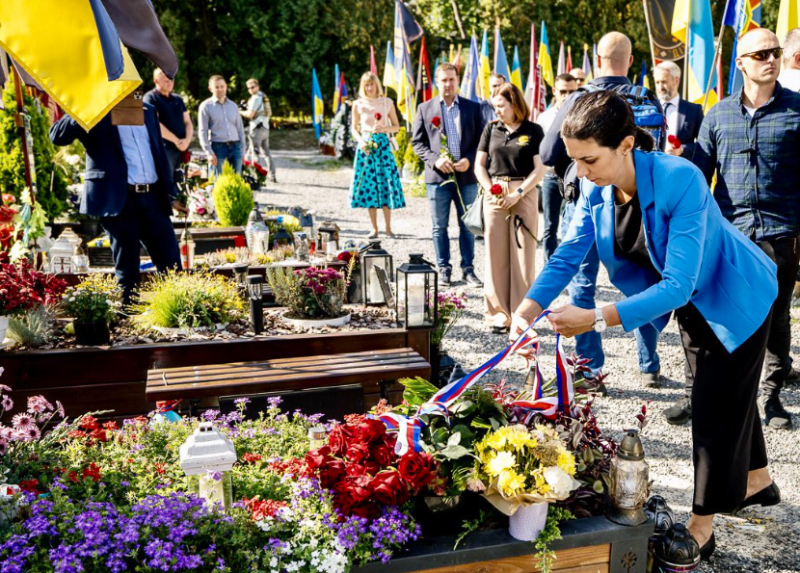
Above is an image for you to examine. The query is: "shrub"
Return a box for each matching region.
[6,304,56,347]
[131,271,245,329]
[393,126,408,170]
[403,139,423,176]
[212,164,254,226]
[0,261,67,316]
[61,273,122,324]
[266,265,347,319]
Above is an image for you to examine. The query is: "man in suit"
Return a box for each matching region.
[654,61,704,160]
[412,63,485,287]
[50,104,186,304]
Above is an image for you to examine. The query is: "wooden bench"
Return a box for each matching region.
[146,347,430,414]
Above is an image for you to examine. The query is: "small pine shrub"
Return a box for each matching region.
[403,140,422,175]
[393,127,408,170]
[212,163,254,227]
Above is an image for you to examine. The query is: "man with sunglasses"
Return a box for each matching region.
[536,73,578,263]
[569,68,587,87]
[694,28,800,430]
[241,78,277,183]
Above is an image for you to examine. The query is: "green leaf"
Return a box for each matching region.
[446,432,462,447]
[440,444,471,460]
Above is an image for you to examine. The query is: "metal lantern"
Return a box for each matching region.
[316,220,340,259]
[179,422,237,510]
[49,229,81,273]
[180,227,195,270]
[644,494,676,538]
[608,428,650,526]
[293,232,310,261]
[247,274,264,334]
[395,253,437,329]
[232,263,249,288]
[308,425,326,450]
[273,227,292,249]
[360,240,394,306]
[245,206,270,255]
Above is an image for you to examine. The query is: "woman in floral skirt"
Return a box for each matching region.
[349,72,405,238]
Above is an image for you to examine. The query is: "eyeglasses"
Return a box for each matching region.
[740,47,783,61]
[558,89,577,96]
[247,85,259,90]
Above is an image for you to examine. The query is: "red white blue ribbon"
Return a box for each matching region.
[378,310,574,455]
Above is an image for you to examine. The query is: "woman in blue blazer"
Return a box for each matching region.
[511,91,779,559]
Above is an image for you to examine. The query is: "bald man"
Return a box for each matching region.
[778,28,800,92]
[568,67,587,86]
[538,31,666,391]
[694,28,800,430]
[143,69,193,175]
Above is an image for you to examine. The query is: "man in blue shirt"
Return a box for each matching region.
[143,68,193,175]
[50,104,186,304]
[693,28,800,430]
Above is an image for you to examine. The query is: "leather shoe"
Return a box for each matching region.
[699,532,715,561]
[463,268,483,288]
[758,395,793,429]
[784,368,800,387]
[438,267,452,286]
[664,397,692,425]
[639,369,661,388]
[736,482,781,513]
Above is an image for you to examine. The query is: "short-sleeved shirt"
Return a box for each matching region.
[478,119,544,178]
[143,89,187,151]
[246,91,271,132]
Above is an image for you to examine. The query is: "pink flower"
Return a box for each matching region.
[27,396,53,414]
[23,426,40,441]
[12,412,33,430]
[1,396,12,411]
[55,401,66,418]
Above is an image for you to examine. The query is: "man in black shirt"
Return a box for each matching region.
[143,68,193,174]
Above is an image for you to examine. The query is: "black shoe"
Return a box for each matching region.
[759,395,793,429]
[639,369,661,388]
[463,268,483,288]
[699,532,715,561]
[438,267,452,286]
[785,368,800,387]
[736,482,781,512]
[491,325,509,335]
[664,397,692,425]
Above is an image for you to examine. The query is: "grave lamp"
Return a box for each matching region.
[395,253,437,329]
[179,422,236,511]
[360,240,393,306]
[607,428,650,526]
[247,274,264,334]
[180,227,195,270]
[316,221,340,259]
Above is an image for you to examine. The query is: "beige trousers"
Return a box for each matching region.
[483,180,539,327]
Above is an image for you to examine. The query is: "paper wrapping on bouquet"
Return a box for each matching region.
[482,467,581,517]
[376,310,576,456]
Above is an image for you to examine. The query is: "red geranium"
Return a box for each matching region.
[489,184,503,196]
[431,116,442,128]
[81,462,102,482]
[243,497,288,521]
[19,479,42,494]
[242,452,263,464]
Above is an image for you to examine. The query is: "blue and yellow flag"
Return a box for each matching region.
[672,0,717,110]
[494,28,511,82]
[431,57,440,98]
[383,40,396,92]
[0,0,142,131]
[726,0,762,95]
[777,0,799,44]
[582,44,594,82]
[539,22,555,88]
[461,35,482,101]
[480,30,492,99]
[392,2,416,122]
[333,64,341,113]
[311,68,324,140]
[511,46,524,92]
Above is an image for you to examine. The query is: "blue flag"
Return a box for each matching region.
[312,68,324,140]
[461,35,482,101]
[494,27,511,82]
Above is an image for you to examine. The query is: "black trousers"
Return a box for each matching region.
[676,303,771,515]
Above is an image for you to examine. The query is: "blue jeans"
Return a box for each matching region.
[427,182,477,271]
[211,141,244,175]
[541,172,563,263]
[560,201,661,374]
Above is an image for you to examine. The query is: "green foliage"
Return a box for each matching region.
[132,270,245,329]
[393,127,409,169]
[212,164,254,227]
[6,305,56,348]
[266,265,347,319]
[407,178,427,198]
[0,77,69,221]
[535,506,575,573]
[61,274,123,324]
[403,138,422,176]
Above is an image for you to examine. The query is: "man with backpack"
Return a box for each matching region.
[539,31,670,392]
[241,78,277,183]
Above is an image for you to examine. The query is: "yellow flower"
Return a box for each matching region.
[517,135,530,146]
[506,427,534,451]
[485,430,508,451]
[212,307,220,312]
[557,448,577,476]
[497,469,527,496]
[486,450,515,477]
[531,469,551,495]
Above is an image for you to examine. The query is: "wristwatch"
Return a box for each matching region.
[516,186,525,196]
[593,308,607,333]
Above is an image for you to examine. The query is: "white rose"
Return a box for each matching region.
[543,466,579,499]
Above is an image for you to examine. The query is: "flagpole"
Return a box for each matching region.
[11,65,35,202]
[641,0,659,71]
[701,0,732,110]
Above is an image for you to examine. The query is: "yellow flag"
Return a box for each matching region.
[0,0,141,131]
[777,0,799,44]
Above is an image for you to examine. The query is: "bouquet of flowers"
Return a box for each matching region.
[187,185,216,221]
[468,424,580,516]
[432,289,466,345]
[243,159,269,189]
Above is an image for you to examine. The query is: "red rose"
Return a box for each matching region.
[398,451,438,492]
[356,418,386,444]
[667,134,682,149]
[345,442,370,464]
[489,184,503,196]
[364,460,380,476]
[305,446,333,470]
[326,424,350,456]
[374,112,382,121]
[346,463,367,477]
[371,471,410,506]
[431,116,442,129]
[345,475,373,503]
[372,443,395,468]
[319,459,346,488]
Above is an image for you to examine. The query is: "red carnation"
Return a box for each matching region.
[374,112,382,121]
[667,135,682,149]
[431,116,442,129]
[397,451,437,492]
[371,470,410,506]
[489,184,503,196]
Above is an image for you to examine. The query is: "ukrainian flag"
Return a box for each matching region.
[539,22,555,88]
[511,46,524,92]
[333,64,341,113]
[0,0,141,131]
[383,40,396,92]
[725,0,762,95]
[777,0,799,45]
[494,28,511,82]
[312,68,324,140]
[480,30,492,100]
[672,0,717,110]
[582,45,594,82]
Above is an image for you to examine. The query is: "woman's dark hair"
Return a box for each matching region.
[561,90,654,152]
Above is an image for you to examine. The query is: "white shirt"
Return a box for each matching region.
[778,69,800,93]
[660,95,680,135]
[535,105,560,135]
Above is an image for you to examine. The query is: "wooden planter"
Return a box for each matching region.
[353,516,652,573]
[0,329,430,420]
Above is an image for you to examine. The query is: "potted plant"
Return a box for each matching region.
[0,261,66,344]
[60,273,122,345]
[211,163,254,227]
[430,290,467,386]
[266,265,350,327]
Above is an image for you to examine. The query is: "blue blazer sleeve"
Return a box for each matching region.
[526,186,597,308]
[615,169,708,331]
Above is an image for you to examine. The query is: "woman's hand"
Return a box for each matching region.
[497,191,521,210]
[358,141,371,155]
[546,305,596,337]
[509,313,537,359]
[373,123,386,134]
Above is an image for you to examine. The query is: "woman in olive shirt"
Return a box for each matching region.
[475,83,546,333]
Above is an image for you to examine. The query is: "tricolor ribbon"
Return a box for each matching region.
[378,310,575,455]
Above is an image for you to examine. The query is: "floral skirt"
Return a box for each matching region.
[349,133,406,210]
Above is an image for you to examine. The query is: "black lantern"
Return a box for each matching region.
[273,227,292,249]
[395,254,437,329]
[316,220,340,259]
[232,263,250,289]
[650,523,701,572]
[360,241,394,306]
[644,495,675,538]
[247,274,264,334]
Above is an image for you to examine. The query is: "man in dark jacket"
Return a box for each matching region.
[653,61,704,160]
[412,63,485,287]
[50,104,186,303]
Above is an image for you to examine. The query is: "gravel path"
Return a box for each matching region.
[256,141,800,572]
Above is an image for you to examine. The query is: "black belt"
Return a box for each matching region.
[215,141,239,145]
[128,183,153,193]
[492,176,526,182]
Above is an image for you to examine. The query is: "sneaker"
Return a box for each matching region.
[463,268,483,288]
[438,267,452,286]
[758,395,793,430]
[639,369,662,388]
[784,368,800,387]
[664,397,692,425]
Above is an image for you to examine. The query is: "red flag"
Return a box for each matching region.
[566,46,573,72]
[525,23,545,121]
[370,45,378,76]
[452,44,461,75]
[418,37,432,102]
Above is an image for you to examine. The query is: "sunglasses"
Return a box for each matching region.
[558,89,577,95]
[740,47,783,61]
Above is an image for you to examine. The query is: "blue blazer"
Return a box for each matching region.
[49,104,178,218]
[527,151,777,352]
[674,98,704,160]
[411,97,485,187]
